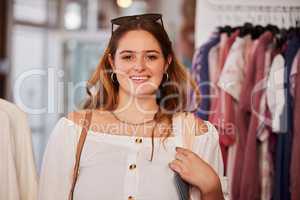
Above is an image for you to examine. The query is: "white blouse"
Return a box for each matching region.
[38,117,228,200]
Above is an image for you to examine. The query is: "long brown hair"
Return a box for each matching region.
[84,17,200,160]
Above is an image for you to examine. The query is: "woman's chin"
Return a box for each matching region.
[132,91,157,98]
[125,89,157,98]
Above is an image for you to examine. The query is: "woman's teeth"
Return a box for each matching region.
[130,76,149,80]
[130,76,150,83]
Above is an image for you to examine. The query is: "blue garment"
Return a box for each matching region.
[191,33,220,120]
[274,33,300,200]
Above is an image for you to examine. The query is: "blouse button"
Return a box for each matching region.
[128,196,134,200]
[135,138,143,143]
[129,164,137,170]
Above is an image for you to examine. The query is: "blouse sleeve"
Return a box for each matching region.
[190,121,229,200]
[38,118,79,200]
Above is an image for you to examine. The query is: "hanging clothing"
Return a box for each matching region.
[239,31,274,200]
[192,32,220,120]
[222,35,254,198]
[208,33,228,124]
[231,32,271,200]
[257,45,275,200]
[291,48,300,200]
[266,55,286,133]
[192,24,300,200]
[0,99,38,200]
[218,36,251,101]
[231,38,260,200]
[208,44,219,91]
[290,49,300,97]
[274,34,300,200]
[217,36,248,188]
[209,30,240,172]
[38,117,228,200]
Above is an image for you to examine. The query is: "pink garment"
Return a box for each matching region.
[291,49,300,200]
[231,32,274,200]
[290,49,300,97]
[208,33,227,128]
[209,30,240,173]
[239,31,273,200]
[257,46,274,200]
[231,39,259,200]
[219,35,253,200]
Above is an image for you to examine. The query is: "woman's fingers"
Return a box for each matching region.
[175,146,199,161]
[175,146,190,156]
[175,151,189,163]
[169,159,184,173]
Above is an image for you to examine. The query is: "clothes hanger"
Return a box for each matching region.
[239,23,252,37]
[251,25,265,40]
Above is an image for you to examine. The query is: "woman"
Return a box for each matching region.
[39,14,226,200]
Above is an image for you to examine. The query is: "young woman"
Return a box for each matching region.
[38,14,226,200]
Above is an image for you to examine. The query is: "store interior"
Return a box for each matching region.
[1,0,300,199]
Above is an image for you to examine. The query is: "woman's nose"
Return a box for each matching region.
[132,56,146,71]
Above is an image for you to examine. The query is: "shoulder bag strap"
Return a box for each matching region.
[172,112,197,200]
[68,110,93,200]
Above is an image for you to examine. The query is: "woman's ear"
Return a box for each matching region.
[165,55,172,71]
[108,54,115,70]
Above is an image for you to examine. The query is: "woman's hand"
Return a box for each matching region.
[169,147,223,199]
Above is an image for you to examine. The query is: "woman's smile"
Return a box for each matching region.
[129,75,151,84]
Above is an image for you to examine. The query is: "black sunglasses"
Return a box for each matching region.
[110,13,164,35]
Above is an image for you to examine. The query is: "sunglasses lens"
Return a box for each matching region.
[111,14,162,25]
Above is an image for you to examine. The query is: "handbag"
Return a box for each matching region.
[68,111,196,200]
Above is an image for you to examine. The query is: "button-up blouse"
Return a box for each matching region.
[38,117,228,200]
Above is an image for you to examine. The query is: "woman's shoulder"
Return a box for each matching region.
[173,111,210,136]
[67,109,115,130]
[67,110,89,127]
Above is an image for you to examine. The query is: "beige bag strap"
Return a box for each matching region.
[68,110,93,200]
[173,112,198,200]
[172,112,197,150]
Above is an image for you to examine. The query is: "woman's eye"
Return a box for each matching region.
[147,55,157,61]
[122,55,132,60]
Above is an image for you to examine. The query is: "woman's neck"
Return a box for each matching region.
[114,90,159,124]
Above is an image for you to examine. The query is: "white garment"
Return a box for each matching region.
[39,117,228,200]
[0,110,20,200]
[266,55,286,133]
[0,99,38,200]
[218,36,250,101]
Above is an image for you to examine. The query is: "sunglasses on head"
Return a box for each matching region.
[110,13,164,35]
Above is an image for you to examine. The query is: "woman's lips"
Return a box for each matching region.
[130,76,150,84]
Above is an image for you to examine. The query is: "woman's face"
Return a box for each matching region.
[110,30,171,97]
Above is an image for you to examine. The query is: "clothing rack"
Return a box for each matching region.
[207,0,300,28]
[195,0,300,47]
[208,0,300,8]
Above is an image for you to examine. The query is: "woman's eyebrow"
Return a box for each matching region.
[145,50,160,54]
[119,50,161,54]
[119,50,134,54]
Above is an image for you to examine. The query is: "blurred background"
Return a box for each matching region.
[1,3,300,199]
